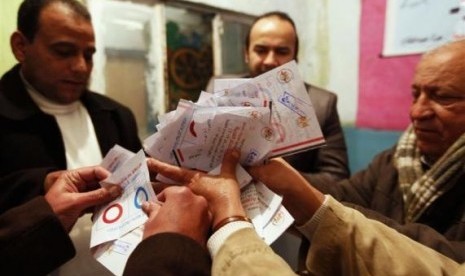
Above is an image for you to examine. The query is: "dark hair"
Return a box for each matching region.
[17,0,91,41]
[245,11,299,61]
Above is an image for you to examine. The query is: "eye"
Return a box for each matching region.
[51,44,76,58]
[431,93,464,105]
[253,46,268,55]
[411,87,420,102]
[84,49,95,62]
[275,48,291,56]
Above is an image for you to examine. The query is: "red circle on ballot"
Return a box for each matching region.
[102,203,123,224]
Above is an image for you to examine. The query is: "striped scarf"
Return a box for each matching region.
[394,125,465,223]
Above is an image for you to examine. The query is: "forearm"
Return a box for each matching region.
[303,197,461,275]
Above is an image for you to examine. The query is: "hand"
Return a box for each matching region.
[248,157,325,225]
[147,150,245,227]
[44,170,65,192]
[142,186,210,247]
[44,166,122,232]
[247,157,307,196]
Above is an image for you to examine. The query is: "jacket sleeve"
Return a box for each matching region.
[0,197,75,275]
[312,148,465,262]
[0,168,53,215]
[286,88,350,185]
[304,196,461,275]
[212,228,296,276]
[124,232,211,276]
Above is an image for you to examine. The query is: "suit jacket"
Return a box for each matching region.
[206,76,349,185]
[124,233,211,276]
[0,65,142,214]
[0,197,75,275]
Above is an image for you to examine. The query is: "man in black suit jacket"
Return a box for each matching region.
[0,0,142,274]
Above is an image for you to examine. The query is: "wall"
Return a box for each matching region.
[357,0,420,130]
[0,0,22,73]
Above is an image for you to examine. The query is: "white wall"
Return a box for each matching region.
[185,0,361,124]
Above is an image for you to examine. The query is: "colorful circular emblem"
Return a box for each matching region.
[134,187,149,209]
[296,116,309,128]
[277,69,293,83]
[103,203,123,224]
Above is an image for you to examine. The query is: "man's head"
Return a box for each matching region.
[410,39,465,162]
[244,11,298,77]
[10,0,95,104]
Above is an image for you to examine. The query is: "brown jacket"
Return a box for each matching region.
[311,146,465,262]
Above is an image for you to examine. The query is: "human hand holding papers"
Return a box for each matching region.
[91,146,156,275]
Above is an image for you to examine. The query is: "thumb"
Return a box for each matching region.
[73,185,122,211]
[221,149,240,177]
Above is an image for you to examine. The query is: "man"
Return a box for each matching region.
[207,11,349,184]
[0,0,141,273]
[296,39,465,263]
[0,166,122,275]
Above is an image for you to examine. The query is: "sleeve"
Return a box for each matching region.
[311,147,397,207]
[303,196,461,275]
[212,228,296,276]
[286,89,350,185]
[311,148,465,262]
[0,168,52,215]
[0,197,75,275]
[123,232,211,276]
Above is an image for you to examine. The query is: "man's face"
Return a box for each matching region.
[245,16,296,77]
[16,3,95,104]
[410,46,465,161]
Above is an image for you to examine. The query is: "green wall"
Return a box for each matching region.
[0,0,22,74]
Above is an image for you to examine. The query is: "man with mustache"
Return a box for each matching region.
[298,39,465,268]
[0,0,141,274]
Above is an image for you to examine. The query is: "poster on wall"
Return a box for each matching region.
[383,0,465,57]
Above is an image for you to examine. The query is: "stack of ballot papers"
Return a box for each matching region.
[90,60,326,275]
[144,61,326,242]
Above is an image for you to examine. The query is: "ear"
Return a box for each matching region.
[10,31,29,63]
[244,47,249,63]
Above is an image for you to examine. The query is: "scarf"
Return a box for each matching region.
[394,124,465,222]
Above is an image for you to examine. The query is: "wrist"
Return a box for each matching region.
[211,198,246,227]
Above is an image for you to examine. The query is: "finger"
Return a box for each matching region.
[151,181,172,194]
[147,158,196,183]
[220,149,240,177]
[78,166,111,182]
[72,185,122,211]
[142,201,161,217]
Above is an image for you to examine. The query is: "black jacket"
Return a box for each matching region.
[0,65,142,214]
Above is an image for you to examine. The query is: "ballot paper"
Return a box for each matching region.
[91,147,155,275]
[215,60,325,157]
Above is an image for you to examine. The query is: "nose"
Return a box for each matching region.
[71,54,91,75]
[410,93,434,120]
[263,51,279,67]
